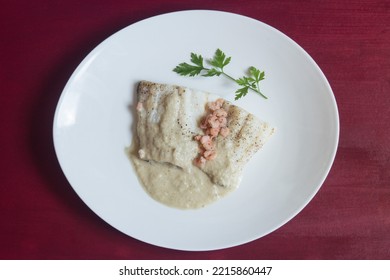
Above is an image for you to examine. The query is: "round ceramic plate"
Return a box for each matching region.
[53,10,339,251]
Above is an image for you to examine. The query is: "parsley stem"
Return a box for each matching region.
[254,81,268,99]
[221,70,268,99]
[221,71,237,83]
[251,87,268,99]
[204,67,268,99]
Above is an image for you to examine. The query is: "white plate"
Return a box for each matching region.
[53,10,339,251]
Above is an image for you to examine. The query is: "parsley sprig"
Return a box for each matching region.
[173,49,267,100]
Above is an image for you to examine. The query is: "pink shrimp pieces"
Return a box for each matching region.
[194,98,230,167]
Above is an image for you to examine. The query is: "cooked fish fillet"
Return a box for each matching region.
[134,80,274,189]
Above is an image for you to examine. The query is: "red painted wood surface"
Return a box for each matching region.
[1,0,389,259]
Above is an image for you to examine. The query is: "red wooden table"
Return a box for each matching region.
[1,0,389,259]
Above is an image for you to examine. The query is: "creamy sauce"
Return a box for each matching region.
[128,83,238,209]
[129,151,234,209]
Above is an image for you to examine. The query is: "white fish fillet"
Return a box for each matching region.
[135,80,275,189]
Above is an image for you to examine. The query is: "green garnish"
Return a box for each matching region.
[173,49,267,100]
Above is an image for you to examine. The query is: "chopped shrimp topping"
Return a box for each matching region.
[194,98,230,167]
[220,127,230,138]
[136,102,143,111]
